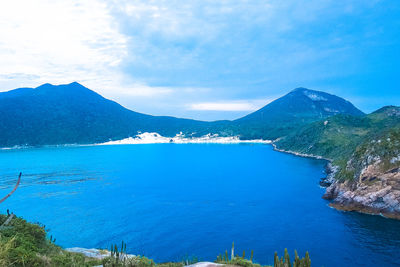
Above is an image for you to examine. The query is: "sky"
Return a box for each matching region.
[0,0,399,121]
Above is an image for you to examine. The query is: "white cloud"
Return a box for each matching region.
[0,0,183,99]
[0,0,125,89]
[109,0,241,40]
[188,99,270,112]
[94,81,174,98]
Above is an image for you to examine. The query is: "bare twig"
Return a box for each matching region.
[0,172,21,205]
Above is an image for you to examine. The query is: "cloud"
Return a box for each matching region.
[101,0,384,92]
[188,99,270,112]
[110,84,174,97]
[0,0,126,89]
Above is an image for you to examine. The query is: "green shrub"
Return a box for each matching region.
[215,245,311,267]
[1,215,314,267]
[0,214,102,267]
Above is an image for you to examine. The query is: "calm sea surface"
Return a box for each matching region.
[0,144,399,267]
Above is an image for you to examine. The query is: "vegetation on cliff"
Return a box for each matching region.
[0,214,102,266]
[232,87,363,140]
[215,243,310,267]
[275,106,400,181]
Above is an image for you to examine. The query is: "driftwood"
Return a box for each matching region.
[0,172,21,205]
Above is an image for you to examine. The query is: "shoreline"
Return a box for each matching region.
[329,202,400,220]
[96,133,272,145]
[271,143,400,221]
[2,135,398,220]
[271,143,332,161]
[0,133,272,150]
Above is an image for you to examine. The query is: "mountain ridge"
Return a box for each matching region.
[0,82,366,146]
[0,82,210,147]
[237,87,364,123]
[231,87,364,139]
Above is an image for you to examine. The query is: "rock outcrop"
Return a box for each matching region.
[323,163,400,219]
[319,163,338,187]
[322,131,400,219]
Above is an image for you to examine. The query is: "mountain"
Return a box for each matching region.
[0,82,209,147]
[275,106,400,165]
[0,83,364,147]
[232,87,364,139]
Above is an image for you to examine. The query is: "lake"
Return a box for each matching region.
[0,144,399,266]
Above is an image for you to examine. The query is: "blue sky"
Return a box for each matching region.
[0,0,399,120]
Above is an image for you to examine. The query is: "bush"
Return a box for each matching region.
[0,214,102,266]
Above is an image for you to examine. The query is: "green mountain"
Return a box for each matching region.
[0,82,210,147]
[275,106,400,180]
[0,83,364,147]
[232,87,364,139]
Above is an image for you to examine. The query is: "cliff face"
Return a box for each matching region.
[274,106,400,219]
[323,130,400,219]
[324,163,400,219]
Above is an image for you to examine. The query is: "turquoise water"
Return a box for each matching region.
[0,144,400,266]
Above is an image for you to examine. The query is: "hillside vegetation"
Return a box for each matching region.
[233,87,363,140]
[0,214,102,266]
[275,106,400,181]
[0,83,211,147]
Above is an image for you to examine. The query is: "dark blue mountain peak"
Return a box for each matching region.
[69,81,82,86]
[289,87,329,99]
[236,87,364,129]
[35,82,86,90]
[290,87,310,92]
[35,83,54,90]
[31,82,104,100]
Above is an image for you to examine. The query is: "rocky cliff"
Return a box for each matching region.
[323,130,400,219]
[276,106,400,219]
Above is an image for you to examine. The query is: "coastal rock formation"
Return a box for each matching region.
[319,163,338,187]
[322,130,400,219]
[323,164,400,219]
[187,262,223,267]
[66,247,136,261]
[65,247,113,259]
[275,105,400,219]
